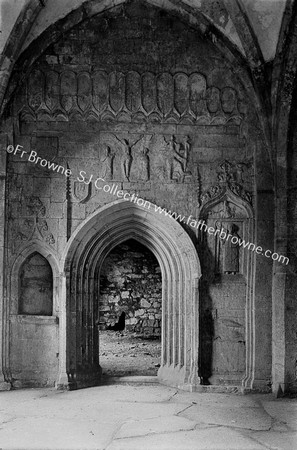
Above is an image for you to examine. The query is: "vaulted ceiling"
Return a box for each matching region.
[0,0,295,127]
[0,0,288,62]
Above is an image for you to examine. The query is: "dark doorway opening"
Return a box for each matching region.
[98,239,162,377]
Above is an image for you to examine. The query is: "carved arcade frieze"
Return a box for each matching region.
[18,69,245,125]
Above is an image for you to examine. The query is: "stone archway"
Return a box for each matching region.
[58,199,201,391]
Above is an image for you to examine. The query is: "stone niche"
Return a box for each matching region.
[198,163,253,386]
[19,252,53,316]
[9,250,58,388]
[99,239,162,336]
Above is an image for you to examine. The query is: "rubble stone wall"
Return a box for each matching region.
[99,239,162,336]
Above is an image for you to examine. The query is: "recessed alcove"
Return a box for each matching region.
[19,252,53,316]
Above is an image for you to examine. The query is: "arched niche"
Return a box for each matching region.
[18,252,53,316]
[9,240,60,316]
[198,186,255,389]
[199,187,254,277]
[7,240,60,388]
[59,199,201,391]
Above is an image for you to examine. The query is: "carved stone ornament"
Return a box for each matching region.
[200,160,252,207]
[72,180,92,203]
[19,70,244,125]
[109,133,149,183]
[11,196,55,252]
[155,134,193,183]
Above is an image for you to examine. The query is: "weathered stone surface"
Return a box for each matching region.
[108,429,267,450]
[99,240,162,336]
[0,0,282,392]
[115,415,196,439]
[180,403,271,431]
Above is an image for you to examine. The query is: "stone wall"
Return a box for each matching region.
[10,315,58,388]
[4,0,273,388]
[99,239,162,336]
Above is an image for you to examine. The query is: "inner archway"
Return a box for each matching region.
[59,199,201,391]
[99,238,162,378]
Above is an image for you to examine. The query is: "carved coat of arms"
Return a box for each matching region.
[72,181,91,203]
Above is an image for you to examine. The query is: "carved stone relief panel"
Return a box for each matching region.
[96,133,145,183]
[199,160,253,209]
[7,135,59,254]
[96,132,198,185]
[8,194,55,254]
[19,70,245,126]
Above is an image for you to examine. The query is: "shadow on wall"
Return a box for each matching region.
[199,240,214,385]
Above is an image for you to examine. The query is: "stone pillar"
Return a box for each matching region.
[272,270,286,395]
[272,239,297,395]
[187,277,200,388]
[271,134,293,395]
[56,273,70,389]
[250,139,274,391]
[0,135,10,390]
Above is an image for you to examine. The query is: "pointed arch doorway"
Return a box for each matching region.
[58,199,201,391]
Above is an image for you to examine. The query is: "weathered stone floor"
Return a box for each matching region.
[100,331,161,376]
[0,382,296,449]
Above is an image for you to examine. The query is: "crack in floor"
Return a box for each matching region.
[176,403,195,415]
[110,424,197,441]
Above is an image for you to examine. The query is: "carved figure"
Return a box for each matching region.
[167,135,191,182]
[122,143,133,181]
[137,147,150,181]
[100,145,114,180]
[218,201,234,219]
[235,163,244,184]
[183,136,191,172]
[114,135,143,181]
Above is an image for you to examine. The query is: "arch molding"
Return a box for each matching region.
[59,199,201,390]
